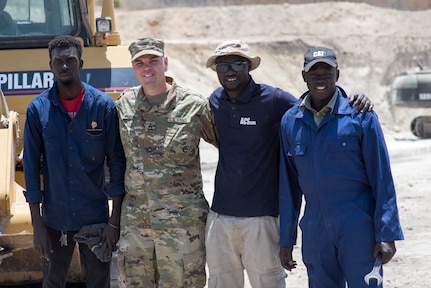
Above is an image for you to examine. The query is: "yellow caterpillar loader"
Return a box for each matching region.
[0,0,137,285]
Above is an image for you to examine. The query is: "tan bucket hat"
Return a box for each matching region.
[206,40,261,71]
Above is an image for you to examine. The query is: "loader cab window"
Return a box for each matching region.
[0,0,17,35]
[0,0,76,37]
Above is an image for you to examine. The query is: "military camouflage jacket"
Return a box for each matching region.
[116,77,217,229]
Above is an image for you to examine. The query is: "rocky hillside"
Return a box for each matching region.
[114,1,431,135]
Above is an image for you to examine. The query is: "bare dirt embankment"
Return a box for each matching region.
[112,2,431,287]
[115,1,431,137]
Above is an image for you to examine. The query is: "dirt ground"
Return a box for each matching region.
[111,2,431,287]
[198,135,431,288]
[114,1,431,135]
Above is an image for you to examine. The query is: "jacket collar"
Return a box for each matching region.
[294,86,352,119]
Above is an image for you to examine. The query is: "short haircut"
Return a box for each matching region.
[48,35,83,60]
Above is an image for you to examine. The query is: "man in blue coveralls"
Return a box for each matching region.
[278,46,404,287]
[24,35,125,287]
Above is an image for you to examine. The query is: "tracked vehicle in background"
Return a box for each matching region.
[0,0,137,285]
[391,67,431,138]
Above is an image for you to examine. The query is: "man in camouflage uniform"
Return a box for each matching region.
[115,38,218,288]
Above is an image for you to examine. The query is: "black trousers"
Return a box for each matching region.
[42,228,110,288]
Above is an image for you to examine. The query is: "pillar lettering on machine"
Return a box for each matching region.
[0,71,54,93]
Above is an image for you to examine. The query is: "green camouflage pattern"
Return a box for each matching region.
[115,76,216,287]
[117,226,206,288]
[129,37,164,61]
[116,76,217,230]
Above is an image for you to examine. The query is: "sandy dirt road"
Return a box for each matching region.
[199,135,431,288]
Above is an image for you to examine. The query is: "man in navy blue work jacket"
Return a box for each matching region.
[279,46,404,287]
[23,35,126,288]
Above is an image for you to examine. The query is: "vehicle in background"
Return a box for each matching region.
[391,66,431,138]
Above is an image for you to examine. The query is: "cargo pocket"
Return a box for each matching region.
[329,137,360,153]
[183,248,206,287]
[117,248,156,287]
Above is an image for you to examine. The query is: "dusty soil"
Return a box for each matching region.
[197,136,431,288]
[115,1,431,135]
[112,2,431,287]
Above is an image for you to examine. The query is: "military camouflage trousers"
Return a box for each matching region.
[117,225,206,288]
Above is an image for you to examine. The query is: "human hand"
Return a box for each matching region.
[279,246,297,271]
[103,222,120,255]
[33,222,53,261]
[374,241,397,264]
[349,92,374,113]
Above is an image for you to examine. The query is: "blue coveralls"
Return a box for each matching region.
[24,82,126,288]
[279,87,404,288]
